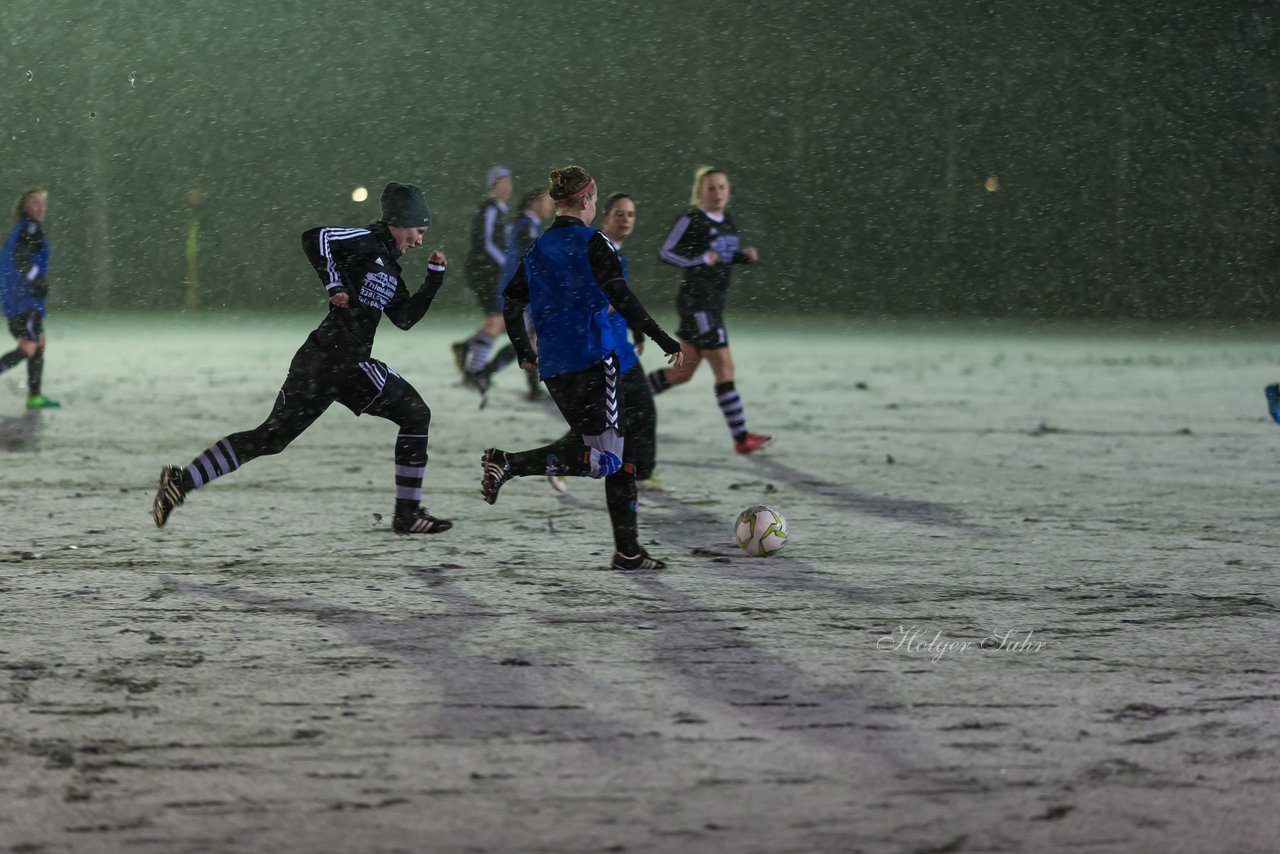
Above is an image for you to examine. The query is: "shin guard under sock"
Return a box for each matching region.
[715,380,747,441]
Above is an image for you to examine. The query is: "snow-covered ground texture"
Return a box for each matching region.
[2,312,1277,853]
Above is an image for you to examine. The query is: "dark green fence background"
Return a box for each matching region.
[2,1,1276,318]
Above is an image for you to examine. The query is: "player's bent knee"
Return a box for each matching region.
[404,400,431,433]
[242,424,297,458]
[583,429,625,478]
[261,437,294,456]
[588,449,622,478]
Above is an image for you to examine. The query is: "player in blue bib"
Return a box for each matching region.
[546,193,663,493]
[480,166,684,571]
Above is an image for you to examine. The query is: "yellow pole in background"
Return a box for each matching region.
[184,188,202,312]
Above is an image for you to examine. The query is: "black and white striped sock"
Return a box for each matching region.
[184,437,242,492]
[393,431,428,518]
[647,369,670,395]
[714,381,747,441]
[465,333,495,373]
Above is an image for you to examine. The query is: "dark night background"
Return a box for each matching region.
[1,1,1276,318]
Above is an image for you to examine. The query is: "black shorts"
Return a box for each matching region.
[6,311,42,343]
[677,309,728,350]
[283,342,417,417]
[466,268,501,315]
[544,354,628,441]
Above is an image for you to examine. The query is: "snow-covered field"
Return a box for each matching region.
[1,312,1277,853]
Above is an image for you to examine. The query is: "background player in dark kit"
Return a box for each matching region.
[647,166,772,455]
[475,186,556,401]
[452,166,513,384]
[480,166,684,571]
[0,188,61,409]
[152,182,454,535]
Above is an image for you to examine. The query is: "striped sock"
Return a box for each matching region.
[714,381,747,441]
[184,437,242,492]
[394,431,428,517]
[465,333,495,373]
[647,369,670,395]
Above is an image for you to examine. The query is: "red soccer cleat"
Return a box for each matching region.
[733,432,773,454]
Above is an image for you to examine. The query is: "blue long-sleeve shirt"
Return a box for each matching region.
[0,218,49,318]
[498,208,544,299]
[604,241,639,373]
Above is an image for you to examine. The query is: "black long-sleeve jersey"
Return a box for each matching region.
[301,222,445,362]
[657,208,751,318]
[465,197,508,288]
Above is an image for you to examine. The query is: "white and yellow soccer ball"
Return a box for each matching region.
[734,505,789,556]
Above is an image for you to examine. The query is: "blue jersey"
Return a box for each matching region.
[520,221,622,379]
[497,210,543,307]
[605,247,638,373]
[0,218,49,318]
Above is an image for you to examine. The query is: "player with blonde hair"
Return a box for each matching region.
[648,166,771,454]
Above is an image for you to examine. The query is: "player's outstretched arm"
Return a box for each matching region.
[387,250,447,330]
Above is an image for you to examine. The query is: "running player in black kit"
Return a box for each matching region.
[647,166,772,454]
[151,183,453,535]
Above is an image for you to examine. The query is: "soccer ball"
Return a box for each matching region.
[735,505,789,556]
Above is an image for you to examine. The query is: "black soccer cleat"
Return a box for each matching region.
[462,370,491,393]
[450,341,469,376]
[462,369,491,410]
[1267,383,1280,425]
[152,465,185,528]
[481,448,512,505]
[392,508,453,534]
[611,550,666,571]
